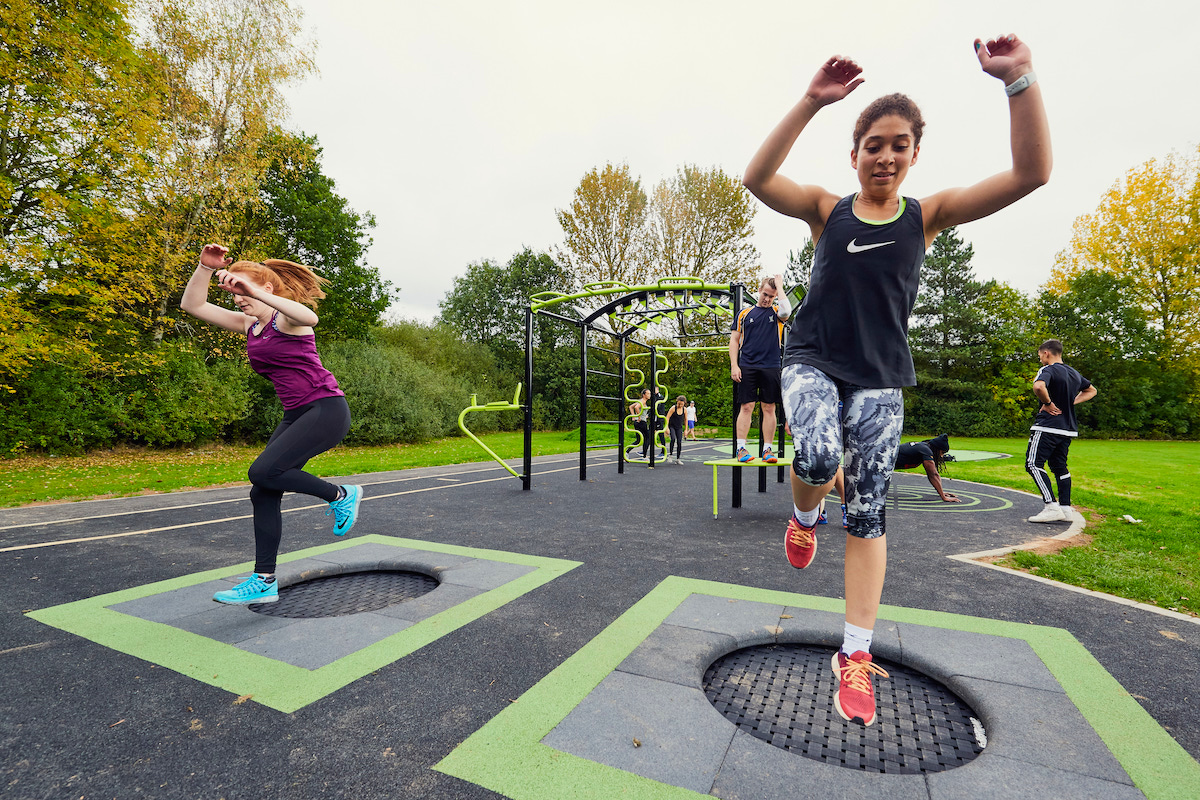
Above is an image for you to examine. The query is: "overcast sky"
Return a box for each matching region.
[280,0,1199,323]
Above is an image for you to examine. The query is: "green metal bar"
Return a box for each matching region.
[529,278,734,312]
[458,384,524,479]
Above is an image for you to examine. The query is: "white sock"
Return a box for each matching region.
[737,438,747,450]
[842,622,873,656]
[1061,505,1073,513]
[1045,501,1060,509]
[795,505,820,527]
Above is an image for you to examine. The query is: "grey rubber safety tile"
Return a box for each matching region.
[542,669,736,795]
[235,611,415,669]
[616,623,738,687]
[926,753,1146,800]
[300,543,430,568]
[952,678,1134,785]
[108,582,230,623]
[894,623,1065,693]
[437,559,537,591]
[169,603,296,644]
[372,582,485,623]
[710,728,931,800]
[664,594,785,642]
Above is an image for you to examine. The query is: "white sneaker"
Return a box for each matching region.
[1028,505,1066,523]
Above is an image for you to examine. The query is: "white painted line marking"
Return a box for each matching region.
[0,461,607,554]
[0,456,581,531]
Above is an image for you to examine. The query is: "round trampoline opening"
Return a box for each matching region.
[249,570,439,618]
[703,644,984,774]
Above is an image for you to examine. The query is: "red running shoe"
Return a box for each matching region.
[831,650,890,726]
[784,516,817,569]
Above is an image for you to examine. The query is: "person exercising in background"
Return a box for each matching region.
[1026,339,1096,522]
[894,434,960,502]
[730,274,792,463]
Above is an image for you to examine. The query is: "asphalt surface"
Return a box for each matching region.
[1,439,1196,799]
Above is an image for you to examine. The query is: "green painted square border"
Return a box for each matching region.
[26,534,580,713]
[435,575,1200,800]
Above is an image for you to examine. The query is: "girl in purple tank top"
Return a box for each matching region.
[180,244,365,607]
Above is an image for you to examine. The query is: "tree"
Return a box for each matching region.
[137,0,315,341]
[0,0,163,391]
[439,248,578,425]
[975,280,1047,432]
[909,227,991,378]
[438,248,574,369]
[1037,270,1194,437]
[646,165,757,285]
[0,0,157,252]
[555,162,649,287]
[785,238,815,293]
[228,131,393,340]
[1050,150,1200,371]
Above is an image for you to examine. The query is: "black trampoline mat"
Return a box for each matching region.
[250,570,439,618]
[703,644,984,774]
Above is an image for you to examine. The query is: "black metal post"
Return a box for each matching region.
[758,402,767,494]
[731,283,742,508]
[523,306,533,490]
[648,344,658,468]
[618,337,626,474]
[579,325,588,481]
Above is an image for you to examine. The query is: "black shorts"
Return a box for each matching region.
[736,367,781,405]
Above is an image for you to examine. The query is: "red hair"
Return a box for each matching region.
[228,259,329,309]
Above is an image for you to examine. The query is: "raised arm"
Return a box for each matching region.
[180,244,251,333]
[213,269,319,329]
[922,34,1052,241]
[742,57,862,231]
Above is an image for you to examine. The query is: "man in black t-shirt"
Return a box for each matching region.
[729,274,792,463]
[1026,340,1097,523]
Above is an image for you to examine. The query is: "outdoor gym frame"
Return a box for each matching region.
[516,277,788,505]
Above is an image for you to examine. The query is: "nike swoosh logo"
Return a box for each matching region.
[847,238,896,253]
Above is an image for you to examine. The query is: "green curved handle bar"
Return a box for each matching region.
[457,383,524,479]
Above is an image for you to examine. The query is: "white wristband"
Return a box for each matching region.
[1004,71,1036,97]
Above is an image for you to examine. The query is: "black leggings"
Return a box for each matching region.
[632,419,651,456]
[248,395,351,573]
[668,423,684,458]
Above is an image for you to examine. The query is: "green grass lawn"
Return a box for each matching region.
[932,437,1198,617]
[1,434,1195,617]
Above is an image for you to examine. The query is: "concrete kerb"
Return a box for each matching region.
[943,480,1200,627]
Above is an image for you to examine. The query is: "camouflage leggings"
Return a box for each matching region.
[781,363,904,539]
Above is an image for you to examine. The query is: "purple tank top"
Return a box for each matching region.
[246,314,343,409]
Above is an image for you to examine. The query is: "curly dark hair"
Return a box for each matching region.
[852,93,925,151]
[925,433,951,472]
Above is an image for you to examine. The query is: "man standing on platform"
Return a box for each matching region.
[730,274,791,463]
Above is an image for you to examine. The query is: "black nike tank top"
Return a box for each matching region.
[783,194,925,388]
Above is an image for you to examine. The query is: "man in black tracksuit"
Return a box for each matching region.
[1026,339,1097,523]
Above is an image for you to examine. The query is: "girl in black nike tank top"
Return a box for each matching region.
[741,35,1051,727]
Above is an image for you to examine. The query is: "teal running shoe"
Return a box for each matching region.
[213,574,278,605]
[736,447,754,463]
[327,484,363,536]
